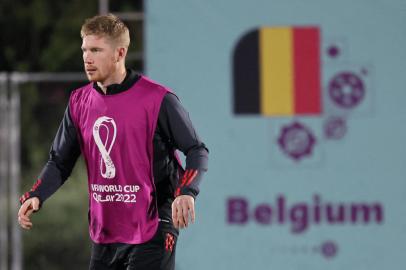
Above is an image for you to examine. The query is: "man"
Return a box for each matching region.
[17,14,208,270]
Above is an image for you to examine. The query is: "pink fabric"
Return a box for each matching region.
[69,75,168,244]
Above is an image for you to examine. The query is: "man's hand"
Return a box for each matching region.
[17,197,40,230]
[171,195,195,229]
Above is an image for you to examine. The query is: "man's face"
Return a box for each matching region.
[81,35,117,84]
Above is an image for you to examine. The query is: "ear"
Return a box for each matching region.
[117,47,127,62]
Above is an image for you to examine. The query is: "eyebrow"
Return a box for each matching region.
[81,46,103,51]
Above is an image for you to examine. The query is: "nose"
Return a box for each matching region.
[83,52,93,64]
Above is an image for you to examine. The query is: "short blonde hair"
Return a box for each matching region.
[81,14,130,48]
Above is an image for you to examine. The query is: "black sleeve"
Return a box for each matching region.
[157,93,209,199]
[20,106,81,207]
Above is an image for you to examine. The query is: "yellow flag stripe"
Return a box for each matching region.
[259,27,294,116]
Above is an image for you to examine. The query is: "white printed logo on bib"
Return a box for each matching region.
[93,116,117,179]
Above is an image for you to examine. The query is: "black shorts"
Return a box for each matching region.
[89,222,178,270]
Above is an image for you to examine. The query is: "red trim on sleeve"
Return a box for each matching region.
[174,169,198,197]
[19,192,30,204]
[19,179,42,204]
[31,179,42,192]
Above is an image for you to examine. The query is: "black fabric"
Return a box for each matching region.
[92,69,140,95]
[89,223,177,270]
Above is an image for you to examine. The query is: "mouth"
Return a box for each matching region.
[85,67,97,73]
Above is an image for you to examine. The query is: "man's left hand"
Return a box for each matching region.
[171,195,195,229]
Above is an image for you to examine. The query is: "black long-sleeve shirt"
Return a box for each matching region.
[20,69,209,226]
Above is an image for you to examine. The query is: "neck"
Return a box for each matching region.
[97,66,127,93]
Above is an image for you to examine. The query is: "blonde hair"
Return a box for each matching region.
[81,14,130,48]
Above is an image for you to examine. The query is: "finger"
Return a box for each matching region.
[25,208,34,217]
[21,220,33,228]
[176,202,186,229]
[18,201,30,217]
[178,212,185,229]
[181,202,189,227]
[172,201,179,229]
[20,222,32,230]
[19,218,33,229]
[19,215,31,223]
[32,198,39,211]
[189,202,195,224]
[185,200,195,226]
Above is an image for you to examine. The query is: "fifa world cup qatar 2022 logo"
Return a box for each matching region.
[233,26,371,162]
[93,116,117,179]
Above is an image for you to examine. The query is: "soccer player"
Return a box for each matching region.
[17,14,208,270]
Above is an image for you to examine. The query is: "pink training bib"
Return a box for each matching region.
[69,75,168,244]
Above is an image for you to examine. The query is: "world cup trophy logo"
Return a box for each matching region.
[93,116,117,179]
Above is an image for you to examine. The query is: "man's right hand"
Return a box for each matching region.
[17,197,40,230]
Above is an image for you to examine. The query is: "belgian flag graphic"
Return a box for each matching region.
[233,26,322,116]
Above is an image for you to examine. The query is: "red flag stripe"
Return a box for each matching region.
[293,27,321,114]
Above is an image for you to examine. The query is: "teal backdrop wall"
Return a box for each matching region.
[145,1,406,269]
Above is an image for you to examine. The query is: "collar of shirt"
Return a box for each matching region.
[93,69,141,95]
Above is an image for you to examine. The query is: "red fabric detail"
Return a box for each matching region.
[20,179,42,204]
[165,233,175,252]
[175,188,181,197]
[30,179,42,192]
[186,170,198,186]
[19,192,30,204]
[174,169,199,197]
